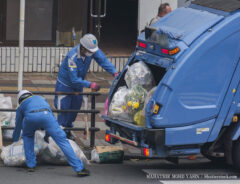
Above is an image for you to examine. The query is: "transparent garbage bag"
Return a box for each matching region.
[125,85,147,119]
[0,95,13,127]
[3,113,16,140]
[91,148,100,163]
[143,86,157,116]
[0,131,45,167]
[133,86,157,127]
[124,61,155,90]
[40,137,89,165]
[108,86,132,122]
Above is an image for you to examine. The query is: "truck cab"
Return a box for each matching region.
[102,0,240,168]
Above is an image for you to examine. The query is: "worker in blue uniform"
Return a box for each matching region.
[54,33,118,139]
[12,90,89,176]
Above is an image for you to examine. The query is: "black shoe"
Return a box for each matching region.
[27,167,35,172]
[66,131,75,141]
[77,169,90,177]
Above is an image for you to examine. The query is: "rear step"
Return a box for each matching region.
[106,132,138,146]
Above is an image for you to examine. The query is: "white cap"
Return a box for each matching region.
[18,90,32,104]
[80,34,99,53]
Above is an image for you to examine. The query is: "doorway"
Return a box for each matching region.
[91,0,138,56]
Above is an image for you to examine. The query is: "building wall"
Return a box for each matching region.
[138,0,178,33]
[57,0,88,47]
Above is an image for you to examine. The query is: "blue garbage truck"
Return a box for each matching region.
[102,0,240,168]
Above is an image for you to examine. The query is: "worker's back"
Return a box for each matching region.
[18,95,51,115]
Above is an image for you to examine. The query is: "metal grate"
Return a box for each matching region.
[0,47,129,73]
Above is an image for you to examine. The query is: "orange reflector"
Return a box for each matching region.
[188,155,197,160]
[105,134,110,142]
[169,47,180,55]
[232,116,238,123]
[143,148,150,157]
[153,104,160,114]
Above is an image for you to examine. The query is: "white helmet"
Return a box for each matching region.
[80,34,99,53]
[18,90,32,104]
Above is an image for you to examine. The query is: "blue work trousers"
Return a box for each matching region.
[54,81,83,128]
[22,110,84,172]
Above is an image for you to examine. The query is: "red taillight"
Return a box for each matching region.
[161,48,169,54]
[137,41,147,48]
[161,47,180,55]
[105,134,110,142]
[143,148,150,157]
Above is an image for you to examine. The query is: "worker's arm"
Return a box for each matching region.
[67,58,91,90]
[12,108,24,142]
[93,49,117,75]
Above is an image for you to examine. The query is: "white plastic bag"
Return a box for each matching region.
[0,96,13,126]
[1,138,42,167]
[91,149,100,163]
[124,61,155,90]
[3,113,16,140]
[40,137,89,165]
[108,86,132,122]
[1,131,46,166]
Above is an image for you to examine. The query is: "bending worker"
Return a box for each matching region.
[12,90,89,176]
[54,33,118,139]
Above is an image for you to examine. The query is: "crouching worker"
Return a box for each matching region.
[12,90,90,177]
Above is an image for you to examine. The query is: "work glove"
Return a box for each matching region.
[113,72,118,77]
[90,82,100,91]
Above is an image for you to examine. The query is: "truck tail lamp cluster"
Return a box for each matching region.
[137,41,147,48]
[105,134,110,142]
[142,148,152,157]
[161,47,180,55]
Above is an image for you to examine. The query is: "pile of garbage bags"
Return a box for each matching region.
[1,131,89,166]
[109,61,157,126]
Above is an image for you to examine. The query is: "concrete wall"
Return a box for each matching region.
[138,0,178,33]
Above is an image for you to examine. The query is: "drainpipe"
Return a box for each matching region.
[18,0,25,91]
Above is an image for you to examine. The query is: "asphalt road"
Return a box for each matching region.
[0,157,240,184]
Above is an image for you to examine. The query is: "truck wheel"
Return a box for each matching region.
[232,139,240,169]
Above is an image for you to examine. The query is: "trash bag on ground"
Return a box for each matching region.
[0,95,13,127]
[0,131,45,167]
[91,146,124,163]
[124,61,155,90]
[39,137,89,165]
[108,86,132,122]
[3,113,16,140]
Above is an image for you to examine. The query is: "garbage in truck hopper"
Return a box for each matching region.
[108,61,157,126]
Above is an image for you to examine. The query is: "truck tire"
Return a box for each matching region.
[232,139,240,169]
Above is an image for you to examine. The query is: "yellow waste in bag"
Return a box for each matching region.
[134,110,145,127]
[133,102,140,109]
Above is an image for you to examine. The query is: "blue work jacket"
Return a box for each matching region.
[57,44,117,91]
[12,96,52,142]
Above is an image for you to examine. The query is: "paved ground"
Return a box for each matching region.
[0,157,239,184]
